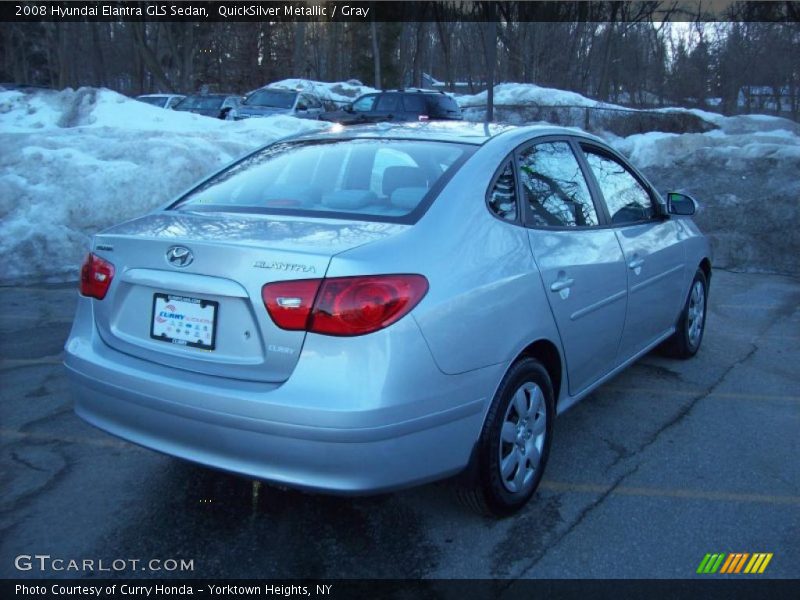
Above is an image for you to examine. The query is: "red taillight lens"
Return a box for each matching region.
[262,275,428,336]
[310,275,428,336]
[79,253,115,300]
[261,279,322,330]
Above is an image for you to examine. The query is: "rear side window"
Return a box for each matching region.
[518,141,599,228]
[584,151,655,224]
[173,139,474,222]
[487,161,517,222]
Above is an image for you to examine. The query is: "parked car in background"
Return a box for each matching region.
[173,94,241,119]
[234,87,327,120]
[136,94,185,109]
[65,123,710,516]
[319,89,463,125]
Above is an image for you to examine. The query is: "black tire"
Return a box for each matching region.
[661,268,708,359]
[456,357,555,517]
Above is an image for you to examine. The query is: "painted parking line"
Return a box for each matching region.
[715,304,787,310]
[540,480,800,506]
[602,386,800,403]
[0,355,64,370]
[0,428,134,450]
[3,428,798,507]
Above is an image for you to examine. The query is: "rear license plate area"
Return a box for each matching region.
[150,293,218,350]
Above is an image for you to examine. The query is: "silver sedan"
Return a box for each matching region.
[65,123,711,516]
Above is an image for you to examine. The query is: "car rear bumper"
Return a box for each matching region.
[64,298,500,493]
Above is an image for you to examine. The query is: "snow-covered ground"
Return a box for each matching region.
[0,87,326,282]
[1,83,798,282]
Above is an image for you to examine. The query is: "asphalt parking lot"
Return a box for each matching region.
[1,269,798,580]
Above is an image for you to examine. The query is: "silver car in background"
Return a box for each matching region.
[65,123,711,515]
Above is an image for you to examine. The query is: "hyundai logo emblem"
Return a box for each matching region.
[166,246,193,268]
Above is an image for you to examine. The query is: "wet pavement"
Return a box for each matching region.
[1,270,798,580]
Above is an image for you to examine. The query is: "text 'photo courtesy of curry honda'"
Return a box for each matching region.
[64,121,711,516]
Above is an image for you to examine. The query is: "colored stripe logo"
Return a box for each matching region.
[697,553,773,574]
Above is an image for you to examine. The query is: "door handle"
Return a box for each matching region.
[628,258,644,270]
[550,278,574,292]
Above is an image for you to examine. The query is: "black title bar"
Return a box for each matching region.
[2,1,799,23]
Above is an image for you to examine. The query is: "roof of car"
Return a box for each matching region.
[287,121,603,146]
[183,93,239,98]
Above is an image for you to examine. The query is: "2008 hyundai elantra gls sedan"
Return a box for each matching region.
[65,122,711,515]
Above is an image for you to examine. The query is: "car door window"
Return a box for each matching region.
[584,151,654,225]
[518,141,598,228]
[402,95,426,113]
[375,94,401,112]
[352,94,377,112]
[487,161,517,222]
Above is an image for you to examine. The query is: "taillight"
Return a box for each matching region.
[261,279,322,330]
[261,275,428,336]
[79,253,115,300]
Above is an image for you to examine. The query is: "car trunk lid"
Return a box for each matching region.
[90,211,409,383]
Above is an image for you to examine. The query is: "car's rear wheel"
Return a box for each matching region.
[662,268,708,359]
[457,358,554,517]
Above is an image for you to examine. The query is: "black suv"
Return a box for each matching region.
[319,89,462,125]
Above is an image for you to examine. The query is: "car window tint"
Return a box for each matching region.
[585,151,654,224]
[518,142,598,227]
[174,140,473,221]
[375,94,401,112]
[352,94,377,112]
[402,95,427,113]
[487,161,517,222]
[428,95,462,116]
[370,148,418,195]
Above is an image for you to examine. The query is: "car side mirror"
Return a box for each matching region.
[667,192,698,216]
[296,104,308,111]
[344,104,354,113]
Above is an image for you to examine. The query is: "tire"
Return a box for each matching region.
[457,357,555,517]
[661,268,708,359]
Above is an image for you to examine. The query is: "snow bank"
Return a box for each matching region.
[1,85,798,282]
[610,120,800,275]
[458,82,609,109]
[458,83,717,135]
[0,87,326,282]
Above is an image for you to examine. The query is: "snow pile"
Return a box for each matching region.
[610,115,800,275]
[458,82,609,109]
[1,85,798,281]
[0,87,326,282]
[266,78,379,106]
[457,83,717,135]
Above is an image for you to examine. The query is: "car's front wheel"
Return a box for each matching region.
[457,358,554,517]
[662,268,708,358]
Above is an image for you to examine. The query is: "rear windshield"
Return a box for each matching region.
[172,139,475,223]
[137,96,166,107]
[244,89,297,108]
[427,95,462,117]
[176,96,223,110]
